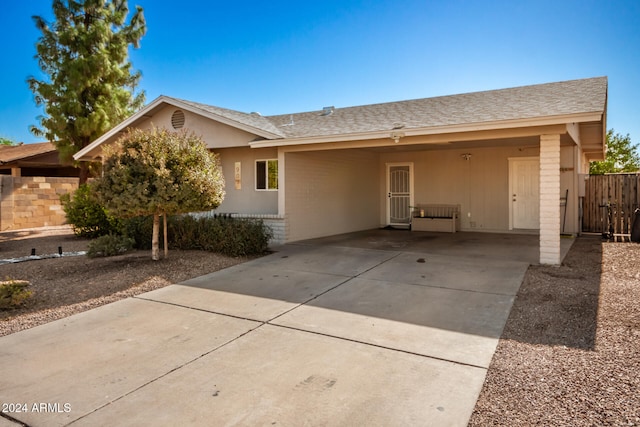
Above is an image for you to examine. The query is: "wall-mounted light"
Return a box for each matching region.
[390,132,405,143]
[461,153,472,160]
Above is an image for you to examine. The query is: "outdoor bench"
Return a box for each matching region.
[411,204,461,233]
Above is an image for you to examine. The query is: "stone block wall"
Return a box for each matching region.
[0,176,79,231]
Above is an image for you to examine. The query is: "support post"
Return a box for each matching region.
[540,134,561,265]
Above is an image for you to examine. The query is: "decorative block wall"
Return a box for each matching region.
[0,176,79,231]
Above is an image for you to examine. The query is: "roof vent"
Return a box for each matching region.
[281,115,295,127]
[171,110,185,129]
[320,106,334,116]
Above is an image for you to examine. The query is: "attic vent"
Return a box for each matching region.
[320,106,334,116]
[171,110,185,129]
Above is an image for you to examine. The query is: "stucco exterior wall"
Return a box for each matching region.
[0,176,78,231]
[284,149,379,242]
[560,146,579,235]
[137,106,257,148]
[378,144,579,234]
[209,147,279,215]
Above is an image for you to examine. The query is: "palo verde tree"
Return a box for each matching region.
[590,130,640,174]
[94,127,226,260]
[28,0,146,183]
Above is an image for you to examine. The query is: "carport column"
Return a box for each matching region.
[277,148,288,241]
[539,134,561,265]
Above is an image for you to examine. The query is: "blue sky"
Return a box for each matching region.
[1,0,639,146]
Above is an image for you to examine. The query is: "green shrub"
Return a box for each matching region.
[61,184,120,238]
[0,279,33,310]
[118,216,156,249]
[92,214,272,257]
[87,234,135,258]
[167,215,272,257]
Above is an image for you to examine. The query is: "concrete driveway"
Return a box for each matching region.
[0,230,561,426]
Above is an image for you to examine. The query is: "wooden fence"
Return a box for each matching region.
[582,173,640,236]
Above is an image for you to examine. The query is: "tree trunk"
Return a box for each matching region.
[152,213,160,261]
[78,162,90,185]
[163,213,168,258]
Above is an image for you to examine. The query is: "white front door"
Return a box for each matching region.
[386,163,413,226]
[509,157,540,229]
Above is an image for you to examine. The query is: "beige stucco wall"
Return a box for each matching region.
[379,146,551,232]
[210,147,279,215]
[560,146,579,235]
[284,149,379,241]
[137,106,257,148]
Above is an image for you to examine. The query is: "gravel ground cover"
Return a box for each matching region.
[1,228,639,425]
[470,236,640,426]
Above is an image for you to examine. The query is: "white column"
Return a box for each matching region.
[539,134,561,265]
[277,148,288,242]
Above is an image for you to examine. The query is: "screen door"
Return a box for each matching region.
[387,163,413,226]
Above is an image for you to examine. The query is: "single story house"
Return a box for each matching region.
[75,76,608,265]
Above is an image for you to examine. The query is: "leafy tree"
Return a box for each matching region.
[28,0,146,183]
[590,130,640,174]
[0,137,15,146]
[94,127,226,260]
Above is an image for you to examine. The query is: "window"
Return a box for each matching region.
[256,159,278,190]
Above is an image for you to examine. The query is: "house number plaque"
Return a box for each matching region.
[234,162,241,190]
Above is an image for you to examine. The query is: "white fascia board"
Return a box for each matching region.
[249,112,604,149]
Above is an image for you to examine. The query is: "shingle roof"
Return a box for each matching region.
[263,77,607,139]
[0,142,56,163]
[74,76,608,161]
[166,97,286,138]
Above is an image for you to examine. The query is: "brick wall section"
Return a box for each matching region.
[539,134,561,265]
[0,176,79,231]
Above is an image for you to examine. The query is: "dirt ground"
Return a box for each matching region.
[1,227,639,425]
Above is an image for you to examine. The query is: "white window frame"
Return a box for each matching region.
[255,159,278,191]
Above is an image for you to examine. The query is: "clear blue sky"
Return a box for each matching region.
[1,0,639,146]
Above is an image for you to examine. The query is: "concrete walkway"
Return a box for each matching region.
[0,231,560,426]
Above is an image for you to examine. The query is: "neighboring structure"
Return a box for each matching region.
[0,142,79,177]
[0,142,80,230]
[75,77,608,265]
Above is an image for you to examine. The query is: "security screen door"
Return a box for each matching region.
[387,163,413,226]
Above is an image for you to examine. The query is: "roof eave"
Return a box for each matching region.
[74,97,169,161]
[74,96,283,161]
[249,112,604,149]
[163,97,284,140]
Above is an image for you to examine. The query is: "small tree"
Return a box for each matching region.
[0,137,15,146]
[590,130,640,174]
[28,0,146,183]
[94,127,225,260]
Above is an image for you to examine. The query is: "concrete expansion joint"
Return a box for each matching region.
[267,323,487,371]
[0,412,30,427]
[69,299,268,426]
[133,295,261,323]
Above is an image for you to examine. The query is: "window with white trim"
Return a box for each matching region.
[256,159,278,190]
